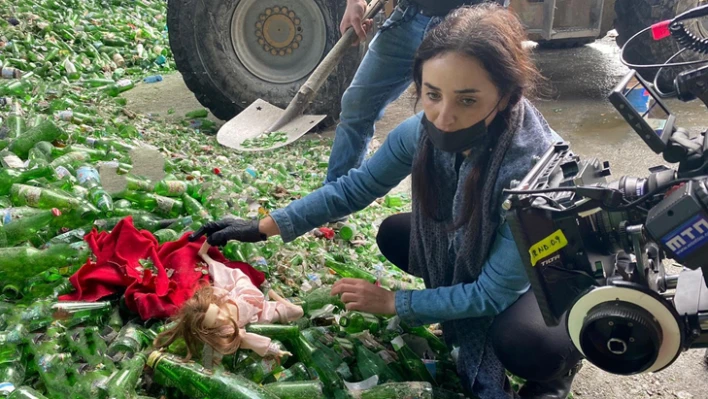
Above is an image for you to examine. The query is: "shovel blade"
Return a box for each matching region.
[216,99,326,152]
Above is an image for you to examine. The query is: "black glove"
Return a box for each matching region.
[188,218,266,246]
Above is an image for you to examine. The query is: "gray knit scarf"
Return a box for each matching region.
[408,99,556,399]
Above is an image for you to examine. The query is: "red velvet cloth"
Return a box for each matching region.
[59,217,266,320]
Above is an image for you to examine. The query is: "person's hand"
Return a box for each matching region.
[341,0,373,46]
[188,218,266,246]
[330,278,396,315]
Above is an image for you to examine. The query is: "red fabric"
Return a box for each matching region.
[59,217,265,320]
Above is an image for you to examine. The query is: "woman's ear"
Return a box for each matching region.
[498,94,512,112]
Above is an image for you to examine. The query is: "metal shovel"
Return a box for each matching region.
[217,0,388,152]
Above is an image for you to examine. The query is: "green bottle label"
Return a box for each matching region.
[3,153,24,168]
[156,197,174,214]
[77,166,100,184]
[18,185,41,206]
[390,336,405,352]
[167,181,185,195]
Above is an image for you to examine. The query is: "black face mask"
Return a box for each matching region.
[422,102,501,153]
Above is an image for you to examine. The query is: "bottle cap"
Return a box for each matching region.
[147,350,163,368]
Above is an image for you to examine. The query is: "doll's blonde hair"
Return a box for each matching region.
[154,284,242,360]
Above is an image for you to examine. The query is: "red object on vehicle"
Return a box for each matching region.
[651,20,672,41]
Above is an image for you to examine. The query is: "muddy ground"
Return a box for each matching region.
[124,35,707,399]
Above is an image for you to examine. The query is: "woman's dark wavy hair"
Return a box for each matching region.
[411,4,543,231]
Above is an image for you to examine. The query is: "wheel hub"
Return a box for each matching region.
[256,7,303,56]
[231,0,327,84]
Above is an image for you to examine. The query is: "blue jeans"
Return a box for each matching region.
[325,2,440,183]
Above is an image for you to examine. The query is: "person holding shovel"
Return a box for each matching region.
[191,5,582,399]
[325,0,508,184]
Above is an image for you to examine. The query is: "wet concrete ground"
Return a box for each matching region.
[124,35,708,398]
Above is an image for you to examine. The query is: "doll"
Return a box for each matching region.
[154,242,304,360]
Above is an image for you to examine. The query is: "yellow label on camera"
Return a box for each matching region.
[529,229,568,267]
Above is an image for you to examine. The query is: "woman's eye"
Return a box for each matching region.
[426,92,441,101]
[461,98,476,106]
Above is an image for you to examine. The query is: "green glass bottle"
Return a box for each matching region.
[76,165,114,214]
[28,343,74,399]
[0,206,45,224]
[6,386,50,399]
[82,78,115,88]
[324,257,377,284]
[0,243,89,293]
[0,325,28,347]
[182,194,212,222]
[355,382,433,399]
[291,333,343,393]
[133,214,180,232]
[0,208,62,247]
[338,224,357,241]
[146,351,280,399]
[63,327,113,370]
[222,241,257,262]
[390,336,436,384]
[245,324,299,343]
[262,362,312,384]
[0,166,54,196]
[287,287,345,316]
[101,79,134,97]
[340,313,380,336]
[231,353,282,384]
[402,324,449,357]
[8,120,65,159]
[106,322,148,360]
[102,353,147,399]
[166,216,193,233]
[153,228,178,243]
[9,183,82,210]
[50,203,100,232]
[118,190,183,218]
[0,343,25,397]
[354,342,403,384]
[55,110,103,126]
[55,145,110,161]
[4,103,25,139]
[14,300,112,332]
[49,151,92,169]
[152,178,193,197]
[124,175,152,192]
[263,381,324,399]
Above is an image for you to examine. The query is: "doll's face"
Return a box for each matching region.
[204,301,240,329]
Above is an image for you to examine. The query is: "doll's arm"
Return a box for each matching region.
[240,330,292,358]
[199,242,243,292]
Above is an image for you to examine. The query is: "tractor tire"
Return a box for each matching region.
[614,0,704,90]
[167,0,364,123]
[166,0,236,120]
[599,0,617,38]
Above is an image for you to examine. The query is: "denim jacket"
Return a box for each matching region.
[270,113,530,326]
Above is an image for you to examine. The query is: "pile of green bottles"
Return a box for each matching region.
[0,283,468,399]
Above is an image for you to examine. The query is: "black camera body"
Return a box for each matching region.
[504,70,708,376]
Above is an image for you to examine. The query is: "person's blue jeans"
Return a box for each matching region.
[325,2,440,183]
